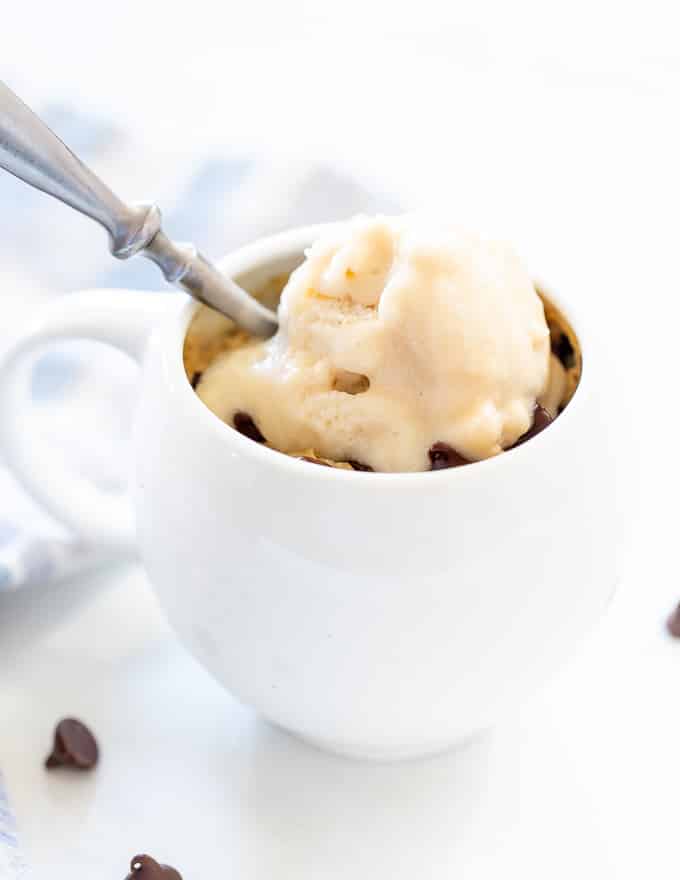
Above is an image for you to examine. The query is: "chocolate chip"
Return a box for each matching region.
[552,333,575,368]
[125,854,182,880]
[233,411,266,443]
[299,455,331,466]
[511,405,553,449]
[666,603,680,638]
[190,371,203,389]
[428,442,470,470]
[348,460,374,472]
[45,718,99,770]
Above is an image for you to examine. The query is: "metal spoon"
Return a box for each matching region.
[0,81,279,338]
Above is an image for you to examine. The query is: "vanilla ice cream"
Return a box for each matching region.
[197,215,552,472]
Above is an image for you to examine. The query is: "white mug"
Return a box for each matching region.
[0,224,626,760]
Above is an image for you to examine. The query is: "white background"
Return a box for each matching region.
[1,1,680,877]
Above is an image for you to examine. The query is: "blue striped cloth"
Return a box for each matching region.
[0,102,398,595]
[0,776,27,878]
[0,100,398,868]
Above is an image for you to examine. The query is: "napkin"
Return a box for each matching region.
[0,774,27,879]
[0,103,398,864]
[0,103,398,593]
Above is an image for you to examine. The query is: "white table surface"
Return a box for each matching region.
[1,540,678,880]
[2,6,680,876]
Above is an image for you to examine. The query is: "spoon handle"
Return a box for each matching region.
[0,81,278,337]
[0,80,157,256]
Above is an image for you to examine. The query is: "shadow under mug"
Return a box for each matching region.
[0,224,627,760]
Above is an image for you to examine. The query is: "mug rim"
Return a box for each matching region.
[165,222,589,487]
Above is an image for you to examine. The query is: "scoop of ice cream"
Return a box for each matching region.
[197,215,551,472]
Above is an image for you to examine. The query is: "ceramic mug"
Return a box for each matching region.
[0,224,626,760]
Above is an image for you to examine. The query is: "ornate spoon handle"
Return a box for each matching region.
[0,81,278,337]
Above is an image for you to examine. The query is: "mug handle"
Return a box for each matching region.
[0,290,175,557]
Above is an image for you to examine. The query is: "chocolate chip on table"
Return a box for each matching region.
[233,411,266,443]
[428,442,470,470]
[45,718,99,770]
[348,460,374,472]
[511,405,553,449]
[552,332,575,368]
[125,854,183,880]
[666,603,680,638]
[190,371,203,390]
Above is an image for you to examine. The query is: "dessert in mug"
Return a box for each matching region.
[184,216,580,472]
